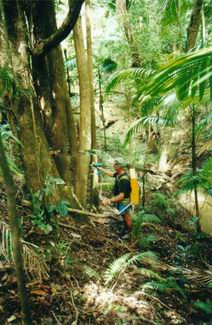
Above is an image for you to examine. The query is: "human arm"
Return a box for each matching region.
[102,192,124,205]
[97,166,114,177]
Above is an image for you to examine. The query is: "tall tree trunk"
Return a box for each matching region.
[31,0,78,184]
[0,132,32,325]
[73,17,91,206]
[98,68,107,151]
[85,0,97,150]
[1,0,76,205]
[191,105,200,232]
[116,0,140,67]
[186,0,203,51]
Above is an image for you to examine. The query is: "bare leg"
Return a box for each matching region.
[122,212,132,231]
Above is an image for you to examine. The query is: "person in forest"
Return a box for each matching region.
[97,158,132,237]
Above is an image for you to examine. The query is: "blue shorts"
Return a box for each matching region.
[117,202,130,215]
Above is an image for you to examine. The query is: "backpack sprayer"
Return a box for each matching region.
[92,161,140,216]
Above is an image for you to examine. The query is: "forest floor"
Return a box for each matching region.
[0,182,212,325]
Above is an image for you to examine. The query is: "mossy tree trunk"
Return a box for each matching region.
[0,0,83,205]
[30,0,78,185]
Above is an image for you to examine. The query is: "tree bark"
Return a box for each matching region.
[186,0,203,51]
[31,0,85,57]
[31,0,78,184]
[73,17,91,206]
[85,0,97,150]
[116,0,140,67]
[0,132,32,324]
[1,0,77,206]
[191,105,200,232]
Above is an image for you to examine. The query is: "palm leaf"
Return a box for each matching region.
[140,47,212,101]
[124,114,172,145]
[0,221,49,280]
[105,67,154,95]
[158,0,191,26]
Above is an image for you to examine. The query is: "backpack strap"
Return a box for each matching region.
[117,174,130,182]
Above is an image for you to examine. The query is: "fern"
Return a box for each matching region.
[140,213,161,224]
[84,266,100,280]
[143,277,186,296]
[104,253,131,284]
[104,251,159,285]
[139,235,158,249]
[138,268,164,281]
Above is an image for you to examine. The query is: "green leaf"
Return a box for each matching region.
[56,201,68,217]
[193,301,212,315]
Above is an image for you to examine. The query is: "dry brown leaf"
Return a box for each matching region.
[30,289,48,296]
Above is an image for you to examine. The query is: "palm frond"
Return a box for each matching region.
[124,115,171,145]
[141,47,212,101]
[158,0,191,26]
[0,221,49,280]
[105,67,154,95]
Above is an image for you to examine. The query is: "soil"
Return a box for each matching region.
[0,186,212,325]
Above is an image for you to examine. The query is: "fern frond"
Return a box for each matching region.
[104,253,131,284]
[84,266,100,280]
[138,268,164,281]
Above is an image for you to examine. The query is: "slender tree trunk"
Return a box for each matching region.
[85,0,97,149]
[186,0,203,51]
[191,105,201,232]
[0,133,32,325]
[73,17,91,205]
[116,0,140,67]
[98,68,107,151]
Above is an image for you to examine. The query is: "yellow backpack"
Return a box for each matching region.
[118,168,140,205]
[129,168,140,205]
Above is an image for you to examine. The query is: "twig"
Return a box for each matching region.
[67,207,106,218]
[70,289,79,324]
[143,293,188,324]
[52,311,62,324]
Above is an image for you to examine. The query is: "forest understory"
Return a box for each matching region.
[0,180,211,325]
